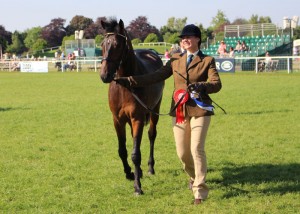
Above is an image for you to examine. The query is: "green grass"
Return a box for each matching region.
[0,71,300,213]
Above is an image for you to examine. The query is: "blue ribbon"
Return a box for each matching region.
[191,97,214,112]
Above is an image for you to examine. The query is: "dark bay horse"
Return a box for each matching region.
[100,19,164,195]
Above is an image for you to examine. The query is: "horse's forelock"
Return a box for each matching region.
[104,19,119,33]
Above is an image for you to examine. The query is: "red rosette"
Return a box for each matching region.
[173,89,189,124]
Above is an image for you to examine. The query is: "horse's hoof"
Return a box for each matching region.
[134,190,144,196]
[126,172,134,180]
[148,169,155,175]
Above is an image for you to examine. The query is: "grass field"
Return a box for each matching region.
[0,71,300,213]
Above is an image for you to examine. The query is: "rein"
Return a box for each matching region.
[174,70,227,114]
[130,88,187,116]
[113,79,186,116]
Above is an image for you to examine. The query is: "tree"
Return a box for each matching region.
[0,25,12,53]
[293,26,300,40]
[24,27,42,50]
[41,18,66,48]
[84,17,107,39]
[126,16,160,41]
[211,10,230,33]
[144,33,158,43]
[166,33,180,44]
[249,15,272,24]
[258,16,272,23]
[231,18,249,25]
[31,38,47,53]
[131,38,142,45]
[160,17,187,35]
[67,15,94,36]
[6,31,26,55]
[95,34,104,47]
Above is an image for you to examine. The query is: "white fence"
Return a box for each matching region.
[1,56,300,73]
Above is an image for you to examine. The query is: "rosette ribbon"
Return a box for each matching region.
[173,89,189,124]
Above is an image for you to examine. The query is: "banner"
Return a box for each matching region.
[215,58,235,73]
[20,61,48,73]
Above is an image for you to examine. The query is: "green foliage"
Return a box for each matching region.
[166,32,180,44]
[143,33,158,43]
[165,17,187,33]
[68,15,93,33]
[24,27,42,49]
[293,26,300,40]
[133,44,170,54]
[131,38,142,45]
[5,32,25,54]
[0,72,299,213]
[61,35,75,50]
[249,14,272,24]
[95,34,104,46]
[211,10,230,32]
[31,38,47,52]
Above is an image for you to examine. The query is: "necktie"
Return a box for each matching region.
[187,54,193,68]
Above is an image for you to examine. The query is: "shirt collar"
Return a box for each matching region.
[186,50,199,57]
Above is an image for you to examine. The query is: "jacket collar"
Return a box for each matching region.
[175,51,205,84]
[180,50,204,69]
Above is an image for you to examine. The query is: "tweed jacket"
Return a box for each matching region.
[128,50,222,117]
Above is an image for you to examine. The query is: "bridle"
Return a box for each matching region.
[101,32,129,74]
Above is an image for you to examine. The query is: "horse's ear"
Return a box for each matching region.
[119,19,124,30]
[101,20,106,29]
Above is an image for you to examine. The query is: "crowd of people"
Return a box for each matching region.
[217,40,249,58]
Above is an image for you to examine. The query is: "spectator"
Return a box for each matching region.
[60,52,65,59]
[63,52,76,71]
[170,44,181,56]
[265,52,272,68]
[228,47,235,58]
[217,40,227,57]
[241,41,249,52]
[293,46,298,56]
[234,40,242,52]
[54,51,58,59]
[164,49,170,59]
[11,60,20,71]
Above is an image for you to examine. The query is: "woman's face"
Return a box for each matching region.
[181,36,200,52]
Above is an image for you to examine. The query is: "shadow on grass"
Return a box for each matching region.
[210,163,300,198]
[235,109,292,115]
[0,106,29,112]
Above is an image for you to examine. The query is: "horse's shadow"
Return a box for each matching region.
[209,162,300,198]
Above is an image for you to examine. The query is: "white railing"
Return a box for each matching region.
[1,56,300,73]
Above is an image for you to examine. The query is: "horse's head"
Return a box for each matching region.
[100,19,128,83]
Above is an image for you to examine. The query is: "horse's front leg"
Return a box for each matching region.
[147,112,159,175]
[131,120,144,195]
[113,118,134,180]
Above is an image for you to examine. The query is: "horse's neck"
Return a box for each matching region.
[119,30,139,76]
[120,49,137,76]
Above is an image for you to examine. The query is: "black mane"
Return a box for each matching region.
[104,18,119,33]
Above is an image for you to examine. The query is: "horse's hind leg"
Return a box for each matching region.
[114,119,134,180]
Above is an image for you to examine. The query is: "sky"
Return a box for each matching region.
[0,0,299,32]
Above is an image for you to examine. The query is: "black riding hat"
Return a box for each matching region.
[179,24,201,38]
